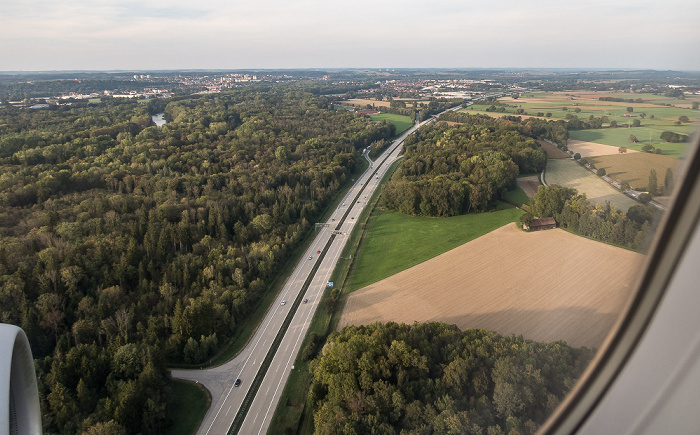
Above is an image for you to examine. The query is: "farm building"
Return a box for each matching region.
[529,217,557,231]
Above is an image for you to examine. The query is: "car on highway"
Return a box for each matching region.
[308,256,312,260]
[234,379,241,387]
[280,300,286,306]
[303,299,308,304]
[351,216,354,219]
[316,250,320,254]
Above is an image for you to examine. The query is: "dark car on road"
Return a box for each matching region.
[234,379,241,387]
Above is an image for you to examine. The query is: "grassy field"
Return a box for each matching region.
[348,204,523,291]
[587,152,681,192]
[569,128,694,158]
[339,223,644,348]
[503,185,531,205]
[546,159,638,211]
[369,112,413,135]
[166,380,210,435]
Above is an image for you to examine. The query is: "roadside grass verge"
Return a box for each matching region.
[166,380,210,435]
[369,113,414,135]
[347,203,523,292]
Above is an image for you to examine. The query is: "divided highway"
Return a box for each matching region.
[171,97,512,434]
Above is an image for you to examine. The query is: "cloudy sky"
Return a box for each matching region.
[2,0,700,71]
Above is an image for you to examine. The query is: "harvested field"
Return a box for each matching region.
[345,98,391,108]
[538,140,570,159]
[587,152,682,192]
[567,140,639,157]
[339,223,644,348]
[517,176,541,197]
[545,159,638,211]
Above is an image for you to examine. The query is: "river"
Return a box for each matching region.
[151,113,167,127]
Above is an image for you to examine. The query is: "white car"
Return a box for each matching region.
[308,256,312,260]
[281,300,286,306]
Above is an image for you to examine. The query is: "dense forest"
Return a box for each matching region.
[382,114,548,217]
[308,322,594,435]
[523,185,660,251]
[0,87,396,433]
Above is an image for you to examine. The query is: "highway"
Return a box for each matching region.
[170,96,509,434]
[172,115,429,435]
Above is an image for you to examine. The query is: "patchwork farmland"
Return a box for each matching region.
[339,223,644,348]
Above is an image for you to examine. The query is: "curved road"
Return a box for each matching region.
[171,96,510,434]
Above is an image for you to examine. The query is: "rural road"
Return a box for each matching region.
[170,93,511,434]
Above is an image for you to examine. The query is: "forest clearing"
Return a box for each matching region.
[339,223,644,348]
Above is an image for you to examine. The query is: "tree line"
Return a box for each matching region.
[522,185,660,251]
[0,86,396,433]
[308,322,594,435]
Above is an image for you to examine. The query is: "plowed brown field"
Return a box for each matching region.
[539,140,570,159]
[517,176,540,197]
[339,223,644,348]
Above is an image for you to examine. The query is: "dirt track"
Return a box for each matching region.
[339,223,644,348]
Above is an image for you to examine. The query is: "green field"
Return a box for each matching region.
[461,91,698,158]
[369,113,413,135]
[503,185,531,205]
[348,204,523,291]
[166,380,209,435]
[546,159,638,211]
[569,127,694,158]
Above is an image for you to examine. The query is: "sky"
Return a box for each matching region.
[2,0,700,71]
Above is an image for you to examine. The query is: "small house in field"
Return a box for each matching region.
[529,217,556,231]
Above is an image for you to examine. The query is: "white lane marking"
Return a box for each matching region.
[254,232,346,435]
[204,233,318,435]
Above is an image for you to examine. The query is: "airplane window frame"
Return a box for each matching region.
[540,132,700,434]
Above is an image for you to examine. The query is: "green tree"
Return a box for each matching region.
[626,107,634,113]
[665,168,674,194]
[648,169,658,195]
[693,102,699,110]
[639,192,652,203]
[275,145,289,162]
[679,115,690,123]
[597,168,606,176]
[632,119,641,127]
[628,135,638,143]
